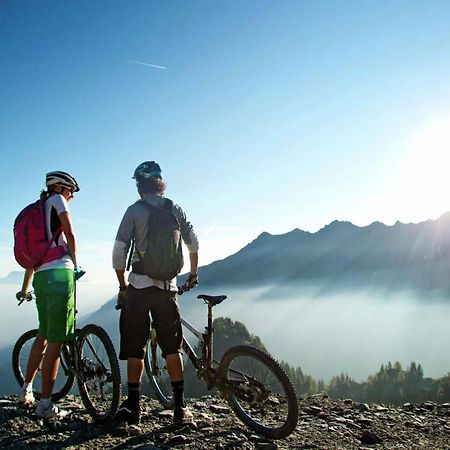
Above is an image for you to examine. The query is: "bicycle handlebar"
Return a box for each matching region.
[16,291,34,306]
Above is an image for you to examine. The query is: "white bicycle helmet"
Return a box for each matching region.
[46,171,80,192]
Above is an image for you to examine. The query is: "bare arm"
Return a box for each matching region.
[115,269,128,288]
[21,268,34,295]
[58,210,77,267]
[189,251,198,275]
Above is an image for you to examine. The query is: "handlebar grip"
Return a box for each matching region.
[16,291,33,305]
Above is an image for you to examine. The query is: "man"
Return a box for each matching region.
[17,171,80,418]
[112,161,199,426]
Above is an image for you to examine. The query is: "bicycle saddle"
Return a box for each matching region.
[197,294,227,305]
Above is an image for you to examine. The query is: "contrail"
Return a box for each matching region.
[126,59,167,70]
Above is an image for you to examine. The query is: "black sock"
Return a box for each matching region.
[128,382,140,407]
[171,380,186,408]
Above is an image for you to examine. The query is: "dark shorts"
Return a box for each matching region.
[119,285,182,360]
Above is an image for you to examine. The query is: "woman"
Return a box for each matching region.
[17,170,80,418]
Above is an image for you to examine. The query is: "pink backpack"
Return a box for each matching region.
[13,198,66,269]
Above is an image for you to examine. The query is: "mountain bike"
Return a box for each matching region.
[12,278,122,422]
[144,287,299,439]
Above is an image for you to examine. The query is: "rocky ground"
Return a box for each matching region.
[1,393,450,449]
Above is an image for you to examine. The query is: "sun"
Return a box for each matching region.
[391,116,450,222]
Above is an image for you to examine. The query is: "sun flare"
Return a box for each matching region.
[391,116,450,222]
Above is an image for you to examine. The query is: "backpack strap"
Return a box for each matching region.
[46,202,64,245]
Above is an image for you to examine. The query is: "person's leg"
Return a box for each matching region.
[166,353,187,412]
[116,285,151,424]
[35,269,73,418]
[126,357,144,411]
[166,353,183,382]
[18,334,47,405]
[151,289,191,423]
[24,335,47,383]
[40,342,62,399]
[19,273,49,405]
[127,357,144,383]
[19,335,46,404]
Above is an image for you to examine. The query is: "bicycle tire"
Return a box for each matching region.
[144,334,174,409]
[12,329,75,402]
[76,324,121,422]
[219,345,299,439]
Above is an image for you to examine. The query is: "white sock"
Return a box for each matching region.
[40,398,52,408]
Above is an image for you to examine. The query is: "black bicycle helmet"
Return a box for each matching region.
[46,171,80,192]
[132,161,162,181]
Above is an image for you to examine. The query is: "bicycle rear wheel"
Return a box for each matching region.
[12,329,74,402]
[219,345,299,439]
[76,324,121,422]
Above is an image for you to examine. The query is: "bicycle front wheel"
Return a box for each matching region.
[12,329,74,402]
[144,331,174,409]
[219,345,299,439]
[76,324,121,422]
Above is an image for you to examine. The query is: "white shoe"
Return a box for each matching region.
[35,401,69,419]
[18,389,35,406]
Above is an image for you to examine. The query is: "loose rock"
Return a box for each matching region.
[1,394,450,448]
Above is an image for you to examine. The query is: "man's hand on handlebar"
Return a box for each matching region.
[178,273,198,295]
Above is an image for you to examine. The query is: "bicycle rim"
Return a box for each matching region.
[144,337,174,408]
[12,329,74,402]
[219,345,299,439]
[76,324,121,422]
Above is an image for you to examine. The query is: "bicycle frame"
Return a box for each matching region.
[150,300,222,391]
[176,302,255,393]
[180,302,213,364]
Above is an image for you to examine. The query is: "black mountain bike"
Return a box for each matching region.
[12,281,121,422]
[144,287,299,439]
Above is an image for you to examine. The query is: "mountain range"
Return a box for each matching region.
[195,212,450,295]
[3,212,450,295]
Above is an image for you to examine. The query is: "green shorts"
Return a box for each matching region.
[33,269,75,344]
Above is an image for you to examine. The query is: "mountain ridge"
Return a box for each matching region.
[195,212,450,294]
[3,212,450,294]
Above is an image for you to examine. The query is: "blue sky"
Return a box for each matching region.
[2,0,450,281]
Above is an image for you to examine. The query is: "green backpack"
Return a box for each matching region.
[132,199,184,281]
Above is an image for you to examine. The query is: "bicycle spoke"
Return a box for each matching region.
[77,325,121,422]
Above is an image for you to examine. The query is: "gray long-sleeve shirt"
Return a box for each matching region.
[112,193,199,290]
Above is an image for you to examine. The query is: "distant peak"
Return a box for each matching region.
[256,228,306,240]
[318,219,356,232]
